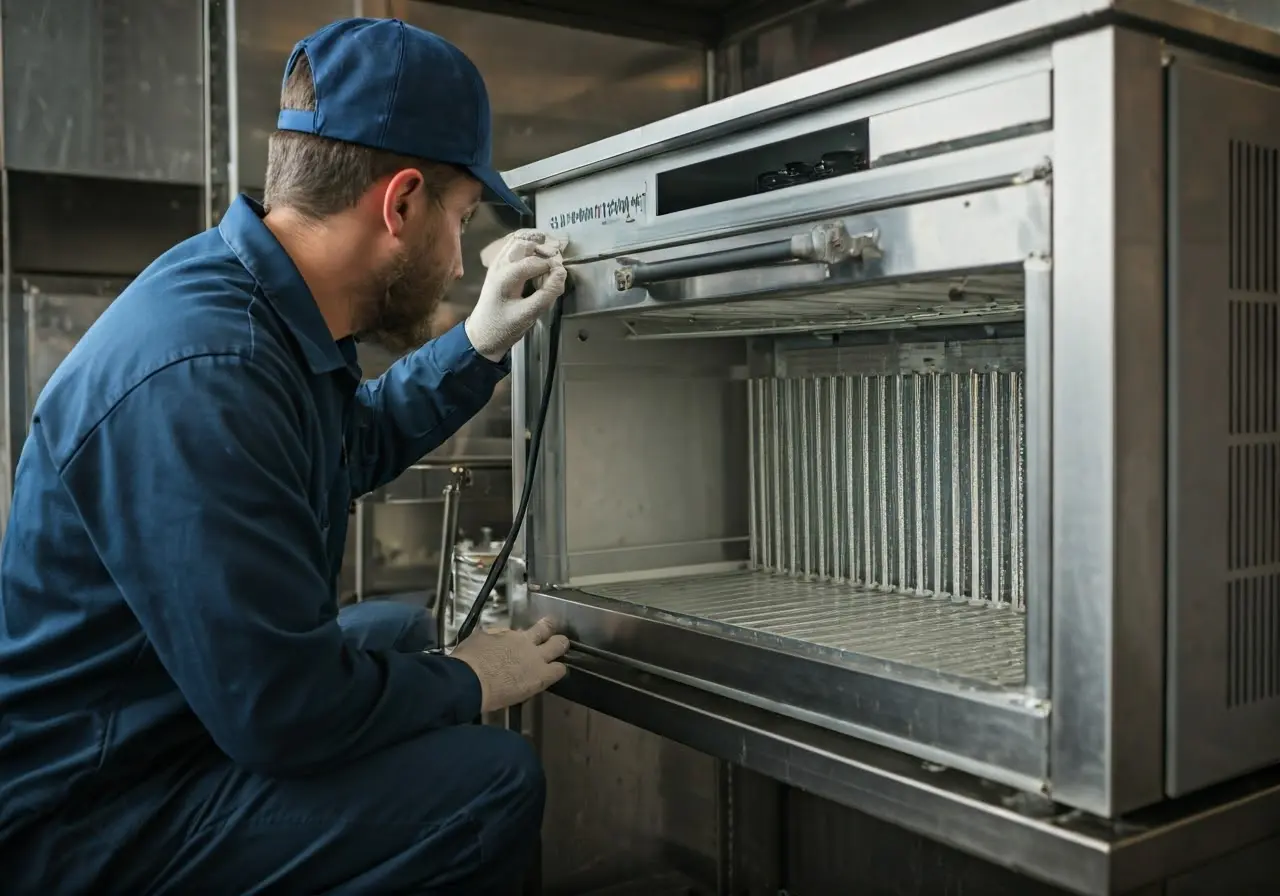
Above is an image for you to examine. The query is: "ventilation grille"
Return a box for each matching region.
[1229,140,1279,294]
[748,370,1026,608]
[1226,139,1280,708]
[1228,575,1280,708]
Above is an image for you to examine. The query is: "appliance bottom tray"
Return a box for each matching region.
[576,570,1025,687]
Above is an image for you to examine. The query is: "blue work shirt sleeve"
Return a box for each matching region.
[57,353,483,777]
[349,321,508,497]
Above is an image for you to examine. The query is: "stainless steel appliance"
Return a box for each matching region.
[501,1,1280,891]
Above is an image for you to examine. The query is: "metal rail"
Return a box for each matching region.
[551,650,1280,896]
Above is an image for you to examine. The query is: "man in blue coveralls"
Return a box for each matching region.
[0,18,571,895]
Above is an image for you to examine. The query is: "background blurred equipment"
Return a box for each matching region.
[447,530,512,639]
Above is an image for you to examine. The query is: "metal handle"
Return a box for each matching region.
[614,221,881,291]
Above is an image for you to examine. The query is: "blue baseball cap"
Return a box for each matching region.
[276,18,530,216]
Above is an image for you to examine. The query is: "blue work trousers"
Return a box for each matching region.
[4,601,542,895]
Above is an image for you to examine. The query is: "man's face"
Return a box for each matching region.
[360,172,481,353]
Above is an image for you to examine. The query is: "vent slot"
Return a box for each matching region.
[1229,140,1279,295]
[1229,442,1280,572]
[1229,300,1279,436]
[1226,138,1280,709]
[654,118,870,216]
[1228,573,1280,707]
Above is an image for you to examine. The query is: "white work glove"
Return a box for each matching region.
[450,617,570,713]
[465,230,569,362]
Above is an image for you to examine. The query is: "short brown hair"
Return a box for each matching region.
[263,52,462,219]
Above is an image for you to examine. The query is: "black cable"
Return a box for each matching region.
[450,288,566,646]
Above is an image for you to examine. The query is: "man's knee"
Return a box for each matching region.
[92,726,547,895]
[337,599,436,652]
[394,725,544,892]
[465,726,546,842]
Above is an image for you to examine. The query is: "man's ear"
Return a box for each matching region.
[381,168,423,237]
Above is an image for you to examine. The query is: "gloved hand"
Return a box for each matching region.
[465,229,569,362]
[450,617,570,713]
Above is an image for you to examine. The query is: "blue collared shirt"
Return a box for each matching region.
[0,196,503,834]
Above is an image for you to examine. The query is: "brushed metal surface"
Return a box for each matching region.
[582,570,1025,685]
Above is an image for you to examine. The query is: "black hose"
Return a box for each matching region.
[451,289,566,646]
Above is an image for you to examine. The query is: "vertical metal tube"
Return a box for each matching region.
[861,376,873,586]
[894,375,906,590]
[913,373,925,594]
[447,554,459,628]
[435,472,464,647]
[1011,370,1024,609]
[932,376,943,597]
[990,373,1003,605]
[224,0,240,200]
[877,377,889,587]
[768,378,778,573]
[799,379,811,578]
[758,381,773,573]
[747,379,759,570]
[446,492,463,630]
[434,484,455,645]
[845,376,856,583]
[950,373,961,599]
[815,379,827,579]
[969,371,981,603]
[784,380,797,576]
[827,376,840,581]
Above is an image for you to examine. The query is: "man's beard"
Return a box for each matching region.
[358,231,452,354]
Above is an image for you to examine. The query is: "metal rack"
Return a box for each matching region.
[582,572,1025,685]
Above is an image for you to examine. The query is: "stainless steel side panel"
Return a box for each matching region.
[1166,60,1280,795]
[550,650,1280,896]
[523,588,1050,792]
[1049,28,1168,818]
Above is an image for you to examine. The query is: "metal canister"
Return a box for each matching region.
[446,527,510,639]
